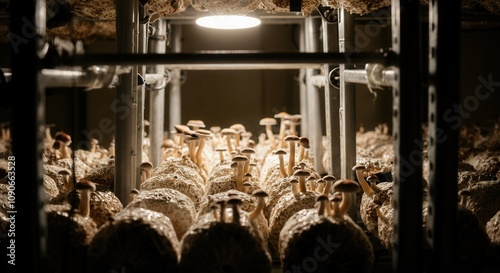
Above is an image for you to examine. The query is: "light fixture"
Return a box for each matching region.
[195,15,261,30]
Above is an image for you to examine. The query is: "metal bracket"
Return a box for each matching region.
[328,67,340,89]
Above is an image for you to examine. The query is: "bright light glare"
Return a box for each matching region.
[196,15,261,30]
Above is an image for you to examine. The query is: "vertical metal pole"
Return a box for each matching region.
[115,0,138,205]
[322,16,341,178]
[9,0,47,271]
[136,11,148,188]
[338,7,357,218]
[426,0,460,272]
[168,25,182,134]
[299,22,308,135]
[148,19,166,168]
[391,0,423,272]
[304,16,324,173]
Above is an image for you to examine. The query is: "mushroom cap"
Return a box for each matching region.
[140,161,153,170]
[289,178,299,184]
[210,126,221,133]
[187,119,205,128]
[215,147,227,152]
[226,196,244,206]
[58,169,71,176]
[284,135,300,142]
[274,149,287,155]
[55,131,72,145]
[322,174,336,182]
[274,112,289,119]
[316,179,325,185]
[332,179,360,193]
[221,128,236,136]
[232,155,248,162]
[174,124,193,135]
[459,189,472,197]
[293,169,310,177]
[240,147,256,155]
[352,164,367,171]
[330,193,342,202]
[130,189,140,195]
[299,137,310,148]
[287,114,302,121]
[194,129,212,138]
[259,117,277,126]
[315,195,329,203]
[252,189,269,198]
[229,123,246,132]
[75,179,96,191]
[367,175,379,182]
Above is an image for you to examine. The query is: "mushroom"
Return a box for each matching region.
[293,169,310,193]
[230,123,246,148]
[274,149,288,178]
[140,161,153,183]
[227,196,243,224]
[75,179,96,218]
[221,128,236,154]
[240,147,256,174]
[330,192,343,218]
[459,189,472,207]
[366,174,382,193]
[286,114,302,136]
[194,128,212,169]
[58,168,72,193]
[274,111,289,148]
[215,147,227,164]
[232,154,248,191]
[216,199,227,223]
[284,135,300,176]
[332,179,360,217]
[243,181,253,194]
[352,164,374,198]
[297,136,310,162]
[259,117,277,150]
[322,174,336,195]
[248,189,268,224]
[187,119,206,131]
[306,175,316,192]
[89,138,99,154]
[315,178,325,193]
[129,188,140,202]
[315,195,330,216]
[184,134,199,164]
[289,177,300,198]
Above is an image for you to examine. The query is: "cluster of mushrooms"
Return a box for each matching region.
[1,115,500,272]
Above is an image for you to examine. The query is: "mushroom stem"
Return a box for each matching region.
[276,151,287,177]
[79,190,91,218]
[248,195,266,224]
[339,192,352,216]
[195,137,206,168]
[298,176,307,193]
[355,169,374,197]
[278,120,287,148]
[264,125,276,150]
[315,179,325,193]
[331,197,341,218]
[225,135,234,154]
[290,179,300,197]
[287,139,297,176]
[218,201,226,223]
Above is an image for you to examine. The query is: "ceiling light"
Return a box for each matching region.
[196,15,261,30]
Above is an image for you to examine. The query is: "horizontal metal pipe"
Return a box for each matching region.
[2,67,165,88]
[343,67,396,87]
[54,52,389,67]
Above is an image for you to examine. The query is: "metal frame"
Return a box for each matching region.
[6,0,461,271]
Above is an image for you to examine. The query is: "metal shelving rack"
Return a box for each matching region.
[7,0,461,272]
